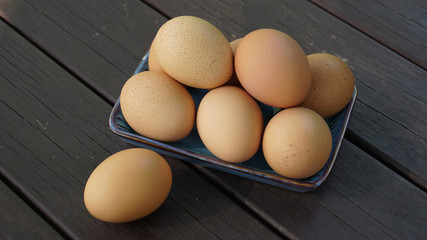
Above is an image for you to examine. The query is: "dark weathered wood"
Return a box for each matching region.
[2,0,425,190]
[196,140,427,239]
[144,0,427,189]
[0,179,63,239]
[0,21,282,239]
[1,0,426,239]
[310,0,427,69]
[0,0,166,103]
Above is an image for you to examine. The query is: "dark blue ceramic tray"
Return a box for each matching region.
[109,52,357,192]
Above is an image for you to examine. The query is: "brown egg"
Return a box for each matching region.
[300,53,355,117]
[197,86,263,163]
[154,16,233,89]
[262,107,332,179]
[84,148,172,223]
[148,39,166,74]
[224,38,243,87]
[235,28,311,108]
[120,71,195,142]
[230,38,241,53]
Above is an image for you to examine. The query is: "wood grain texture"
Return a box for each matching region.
[1,0,426,239]
[0,180,63,239]
[0,0,165,103]
[0,21,281,239]
[310,0,427,69]
[196,140,427,239]
[2,0,424,187]
[144,0,427,189]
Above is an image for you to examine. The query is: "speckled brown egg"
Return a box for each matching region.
[148,39,166,74]
[262,107,332,179]
[230,38,241,53]
[299,53,355,117]
[120,71,195,142]
[197,86,263,163]
[235,29,312,108]
[84,148,172,223]
[154,16,233,89]
[224,38,243,87]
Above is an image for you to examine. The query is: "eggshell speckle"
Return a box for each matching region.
[235,29,311,108]
[148,39,166,74]
[262,107,332,179]
[224,38,243,87]
[154,16,233,89]
[84,148,172,223]
[197,86,263,163]
[230,38,241,53]
[300,53,355,117]
[120,71,195,142]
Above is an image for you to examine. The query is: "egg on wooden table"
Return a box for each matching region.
[224,38,243,87]
[196,86,263,163]
[148,38,166,74]
[262,107,332,179]
[84,148,172,223]
[235,28,312,108]
[300,53,355,117]
[153,15,233,89]
[120,71,195,142]
[230,38,241,53]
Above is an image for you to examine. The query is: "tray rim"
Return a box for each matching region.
[109,53,358,191]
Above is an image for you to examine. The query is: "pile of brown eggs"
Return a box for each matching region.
[84,15,355,224]
[121,15,354,179]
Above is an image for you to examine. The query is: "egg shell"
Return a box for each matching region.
[235,28,312,108]
[154,15,233,89]
[148,39,166,74]
[262,107,332,179]
[224,38,243,87]
[196,86,263,163]
[299,53,355,117]
[84,148,172,223]
[120,71,195,142]
[230,38,241,53]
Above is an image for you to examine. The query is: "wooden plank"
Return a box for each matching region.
[0,21,282,239]
[0,179,63,239]
[3,0,424,189]
[310,0,427,69]
[143,0,427,189]
[0,0,166,103]
[196,140,427,239]
[1,0,426,239]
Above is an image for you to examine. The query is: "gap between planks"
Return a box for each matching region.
[0,166,78,240]
[0,14,291,240]
[308,0,426,71]
[1,3,425,238]
[139,0,427,192]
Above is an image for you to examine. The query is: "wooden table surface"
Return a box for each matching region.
[1,1,426,239]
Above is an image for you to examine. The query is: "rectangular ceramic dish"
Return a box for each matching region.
[109,52,357,192]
